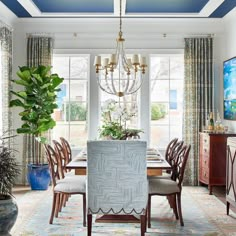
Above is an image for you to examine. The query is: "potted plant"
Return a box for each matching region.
[99,99,143,140]
[10,65,63,190]
[0,132,20,235]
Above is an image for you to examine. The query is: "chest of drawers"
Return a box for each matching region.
[199,132,236,194]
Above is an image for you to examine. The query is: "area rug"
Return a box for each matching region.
[10,186,236,236]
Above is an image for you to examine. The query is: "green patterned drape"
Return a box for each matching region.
[0,26,13,143]
[183,38,213,186]
[22,36,53,184]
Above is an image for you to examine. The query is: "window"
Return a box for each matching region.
[150,55,184,149]
[52,55,89,148]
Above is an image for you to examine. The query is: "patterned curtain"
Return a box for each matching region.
[0,26,13,144]
[21,36,53,184]
[183,38,213,186]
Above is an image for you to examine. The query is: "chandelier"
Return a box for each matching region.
[94,0,147,97]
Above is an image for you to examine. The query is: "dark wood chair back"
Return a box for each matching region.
[60,137,72,163]
[44,144,64,187]
[53,140,68,173]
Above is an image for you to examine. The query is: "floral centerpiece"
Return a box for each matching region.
[99,99,143,140]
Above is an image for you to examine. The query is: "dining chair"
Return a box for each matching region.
[87,140,148,236]
[53,140,68,174]
[165,138,178,163]
[148,144,191,227]
[60,137,72,166]
[44,144,86,226]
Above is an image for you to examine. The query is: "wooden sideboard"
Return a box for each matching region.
[226,137,236,215]
[199,132,236,194]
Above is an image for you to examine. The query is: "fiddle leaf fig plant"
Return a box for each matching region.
[9,65,64,164]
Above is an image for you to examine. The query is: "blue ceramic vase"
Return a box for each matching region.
[0,196,18,235]
[27,164,51,190]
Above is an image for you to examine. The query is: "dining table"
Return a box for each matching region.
[66,148,171,176]
[66,147,171,223]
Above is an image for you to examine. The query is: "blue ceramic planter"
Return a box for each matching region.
[27,164,51,190]
[0,197,18,235]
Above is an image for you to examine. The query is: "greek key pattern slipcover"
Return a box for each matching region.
[87,140,148,215]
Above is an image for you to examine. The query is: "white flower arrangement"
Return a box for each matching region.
[99,99,142,140]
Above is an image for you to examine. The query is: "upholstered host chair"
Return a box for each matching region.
[44,144,86,226]
[148,144,191,227]
[87,140,148,236]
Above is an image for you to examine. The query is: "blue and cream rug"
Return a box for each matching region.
[11,187,236,236]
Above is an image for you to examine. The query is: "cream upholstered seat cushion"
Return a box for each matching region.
[55,176,86,193]
[149,179,180,195]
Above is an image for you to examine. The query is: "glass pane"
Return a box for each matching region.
[151,102,169,125]
[170,125,182,140]
[169,80,183,125]
[70,80,87,102]
[150,125,169,149]
[71,57,88,79]
[52,57,69,78]
[170,57,184,79]
[150,56,169,80]
[151,80,169,102]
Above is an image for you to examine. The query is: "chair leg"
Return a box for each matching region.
[55,193,60,218]
[148,194,151,228]
[49,193,56,224]
[83,193,86,227]
[227,202,230,215]
[172,195,179,220]
[140,215,146,236]
[177,193,184,226]
[87,214,92,236]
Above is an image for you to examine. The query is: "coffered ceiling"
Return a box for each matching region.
[1,0,235,18]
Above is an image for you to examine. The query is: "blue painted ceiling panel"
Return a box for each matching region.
[1,0,235,18]
[32,0,114,13]
[210,0,236,18]
[126,0,209,13]
[1,0,31,17]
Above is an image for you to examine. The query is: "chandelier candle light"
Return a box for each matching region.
[94,0,147,97]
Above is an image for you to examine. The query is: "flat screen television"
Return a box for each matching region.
[223,56,236,120]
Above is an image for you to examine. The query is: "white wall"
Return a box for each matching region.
[8,16,229,183]
[221,8,236,132]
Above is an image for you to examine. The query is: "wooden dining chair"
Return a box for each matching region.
[165,138,178,163]
[87,140,148,236]
[148,144,191,227]
[53,140,68,174]
[60,137,72,166]
[44,144,86,226]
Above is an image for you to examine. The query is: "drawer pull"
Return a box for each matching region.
[204,172,207,177]
[204,160,207,164]
[204,149,207,153]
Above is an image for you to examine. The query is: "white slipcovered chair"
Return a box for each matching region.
[87,140,148,236]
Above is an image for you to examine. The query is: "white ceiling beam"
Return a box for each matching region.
[17,0,41,16]
[200,0,225,17]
